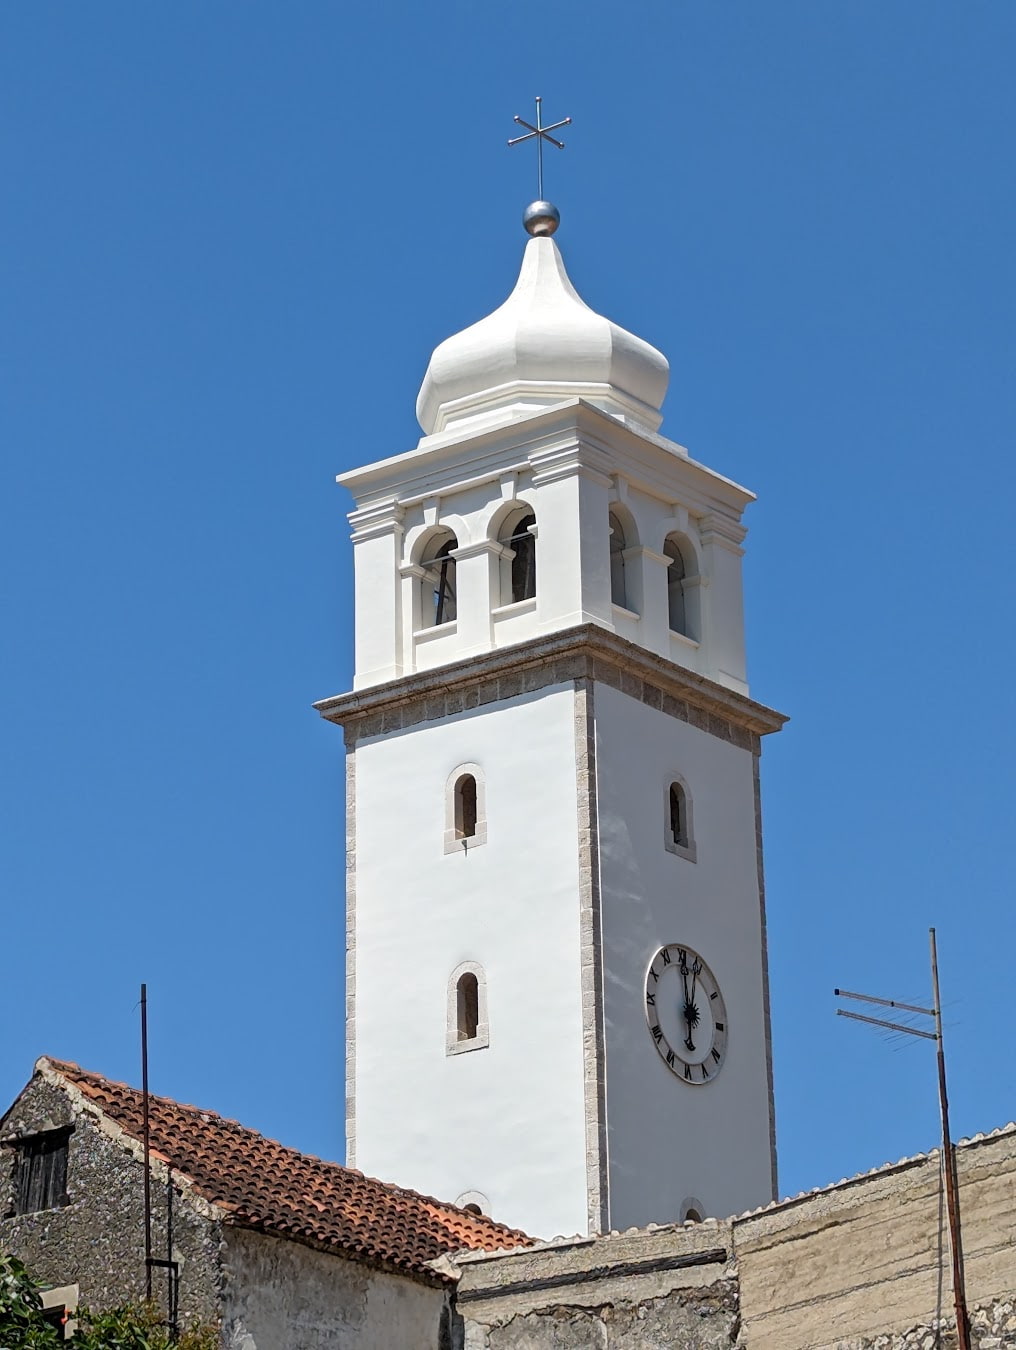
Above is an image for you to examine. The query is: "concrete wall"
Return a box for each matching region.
[221,1227,451,1350]
[454,1124,1016,1350]
[351,683,590,1239]
[0,1073,222,1330]
[594,681,776,1229]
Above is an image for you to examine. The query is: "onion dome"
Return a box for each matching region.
[416,232,670,437]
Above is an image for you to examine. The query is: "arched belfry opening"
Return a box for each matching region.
[609,510,630,610]
[663,533,698,640]
[419,530,458,627]
[498,507,537,605]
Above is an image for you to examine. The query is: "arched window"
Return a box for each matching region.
[455,774,477,841]
[457,972,479,1041]
[444,763,487,853]
[665,776,696,862]
[609,510,628,609]
[455,1190,490,1215]
[498,508,537,605]
[419,531,458,628]
[663,533,698,640]
[447,961,489,1054]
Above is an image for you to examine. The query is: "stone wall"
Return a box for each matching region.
[220,1226,452,1350]
[453,1125,1016,1349]
[0,1074,223,1330]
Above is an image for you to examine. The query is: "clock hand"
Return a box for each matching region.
[683,958,703,1053]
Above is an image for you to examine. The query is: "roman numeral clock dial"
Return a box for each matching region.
[645,945,727,1083]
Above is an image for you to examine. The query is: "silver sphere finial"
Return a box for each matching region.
[523,200,560,237]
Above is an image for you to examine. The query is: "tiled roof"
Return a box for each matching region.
[41,1058,532,1283]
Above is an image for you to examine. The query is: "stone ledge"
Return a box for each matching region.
[315,624,787,749]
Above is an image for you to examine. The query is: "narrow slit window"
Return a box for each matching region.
[457,973,479,1041]
[670,782,689,848]
[455,774,478,840]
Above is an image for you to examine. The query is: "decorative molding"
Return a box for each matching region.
[316,624,786,750]
[344,750,357,1168]
[347,498,405,543]
[753,750,778,1203]
[698,511,747,555]
[575,680,609,1235]
[527,440,614,490]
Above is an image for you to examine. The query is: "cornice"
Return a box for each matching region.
[314,624,787,747]
[337,401,754,522]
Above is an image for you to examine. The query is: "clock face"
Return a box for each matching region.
[645,944,727,1084]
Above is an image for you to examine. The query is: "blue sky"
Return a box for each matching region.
[2,2,1014,1208]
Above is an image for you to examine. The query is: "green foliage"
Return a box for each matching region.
[0,1253,217,1350]
[0,1252,61,1349]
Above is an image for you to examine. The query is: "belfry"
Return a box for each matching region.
[316,163,787,1238]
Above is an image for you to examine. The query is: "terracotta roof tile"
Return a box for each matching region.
[43,1058,532,1282]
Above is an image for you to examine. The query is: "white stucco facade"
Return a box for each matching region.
[594,682,775,1229]
[351,686,590,1239]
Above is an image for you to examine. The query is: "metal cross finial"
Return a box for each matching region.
[508,96,571,201]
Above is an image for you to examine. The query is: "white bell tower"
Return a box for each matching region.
[316,202,786,1240]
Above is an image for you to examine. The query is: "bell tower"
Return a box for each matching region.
[316,198,786,1240]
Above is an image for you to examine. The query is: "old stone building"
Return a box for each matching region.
[0,1057,531,1347]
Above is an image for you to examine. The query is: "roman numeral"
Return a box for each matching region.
[666,1050,675,1068]
[650,967,659,983]
[710,992,718,1001]
[684,1063,692,1081]
[677,948,687,966]
[646,992,655,1006]
[711,1048,721,1063]
[651,1024,663,1042]
[700,1062,710,1080]
[662,948,671,965]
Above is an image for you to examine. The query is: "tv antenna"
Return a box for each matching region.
[834,929,969,1350]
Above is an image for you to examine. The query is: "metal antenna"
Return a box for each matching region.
[140,983,180,1339]
[508,96,571,201]
[834,929,970,1350]
[141,983,153,1302]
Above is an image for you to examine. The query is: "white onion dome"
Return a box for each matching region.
[416,235,670,437]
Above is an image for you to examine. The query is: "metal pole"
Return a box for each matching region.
[141,983,153,1303]
[930,928,970,1350]
[535,96,544,199]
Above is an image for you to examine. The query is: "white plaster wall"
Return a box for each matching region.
[594,682,775,1230]
[353,685,589,1240]
[221,1227,445,1350]
[344,407,751,695]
